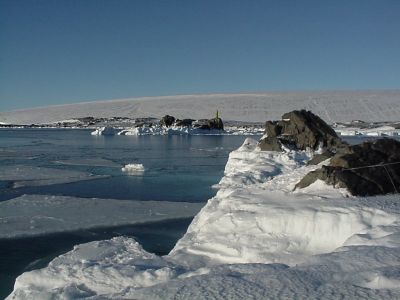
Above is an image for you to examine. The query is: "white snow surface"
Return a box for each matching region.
[8,139,400,299]
[0,195,203,239]
[2,90,400,124]
[336,125,400,137]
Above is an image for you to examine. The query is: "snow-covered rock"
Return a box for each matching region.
[118,125,226,136]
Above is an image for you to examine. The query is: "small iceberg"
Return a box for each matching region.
[122,163,145,175]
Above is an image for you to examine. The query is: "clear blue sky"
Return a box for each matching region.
[1,0,399,111]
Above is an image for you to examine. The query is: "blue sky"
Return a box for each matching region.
[1,0,399,110]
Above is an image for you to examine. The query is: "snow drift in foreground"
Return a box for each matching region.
[2,90,400,124]
[0,195,203,239]
[8,139,400,299]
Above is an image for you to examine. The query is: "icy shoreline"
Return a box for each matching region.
[7,139,400,299]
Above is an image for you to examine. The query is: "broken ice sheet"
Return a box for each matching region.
[54,158,121,168]
[0,194,204,239]
[0,165,108,188]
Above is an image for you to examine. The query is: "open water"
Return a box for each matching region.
[0,128,253,298]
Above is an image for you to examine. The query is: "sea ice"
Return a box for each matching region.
[54,158,121,168]
[7,138,400,299]
[0,165,107,188]
[0,194,203,239]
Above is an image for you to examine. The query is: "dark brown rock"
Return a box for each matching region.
[307,150,335,165]
[175,119,194,127]
[296,138,400,196]
[160,115,176,127]
[259,110,343,152]
[193,118,224,130]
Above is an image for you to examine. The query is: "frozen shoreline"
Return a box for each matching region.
[7,138,400,299]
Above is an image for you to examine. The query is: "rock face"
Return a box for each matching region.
[296,138,400,196]
[193,118,224,130]
[259,110,342,152]
[159,115,223,130]
[175,119,194,127]
[160,115,175,127]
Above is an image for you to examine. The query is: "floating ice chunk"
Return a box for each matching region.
[0,195,203,239]
[0,165,107,188]
[122,163,145,174]
[91,126,117,135]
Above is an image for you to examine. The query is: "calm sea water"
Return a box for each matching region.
[0,128,254,298]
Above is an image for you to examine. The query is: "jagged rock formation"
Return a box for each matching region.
[259,110,400,196]
[192,118,224,130]
[259,110,343,152]
[160,115,176,127]
[175,119,194,127]
[296,138,400,196]
[159,115,224,130]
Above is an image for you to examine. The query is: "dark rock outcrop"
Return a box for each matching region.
[175,119,194,127]
[160,115,176,127]
[259,110,343,152]
[296,138,400,196]
[193,118,224,130]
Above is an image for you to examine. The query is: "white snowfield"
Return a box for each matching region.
[7,139,400,299]
[2,90,400,124]
[336,125,400,137]
[0,195,203,239]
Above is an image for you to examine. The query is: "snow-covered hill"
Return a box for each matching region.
[2,90,400,124]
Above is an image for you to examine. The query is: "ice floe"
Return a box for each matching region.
[0,165,107,188]
[54,158,121,168]
[0,195,203,239]
[121,163,145,174]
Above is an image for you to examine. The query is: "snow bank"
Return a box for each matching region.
[121,163,145,174]
[170,139,397,266]
[0,165,107,188]
[7,139,400,299]
[0,195,203,239]
[91,126,117,136]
